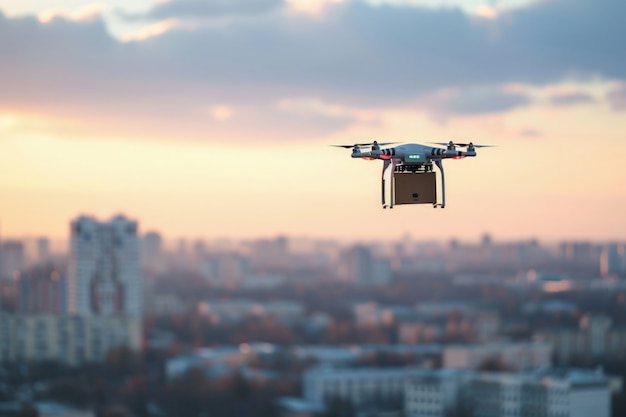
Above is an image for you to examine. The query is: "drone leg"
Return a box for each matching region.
[382,179,387,209]
[382,159,391,209]
[390,159,395,209]
[434,159,446,208]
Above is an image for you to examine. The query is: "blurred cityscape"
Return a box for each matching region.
[1,214,625,417]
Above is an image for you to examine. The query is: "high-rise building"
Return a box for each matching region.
[68,215,141,316]
[141,231,163,273]
[600,244,625,277]
[36,237,50,265]
[0,240,25,280]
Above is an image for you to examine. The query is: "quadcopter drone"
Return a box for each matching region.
[332,140,491,209]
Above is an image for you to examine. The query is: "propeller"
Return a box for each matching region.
[456,143,495,149]
[331,141,398,149]
[429,141,494,149]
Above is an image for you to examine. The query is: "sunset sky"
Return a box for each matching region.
[1,0,625,244]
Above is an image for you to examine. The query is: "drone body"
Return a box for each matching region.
[333,140,490,209]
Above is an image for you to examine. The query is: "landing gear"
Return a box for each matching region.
[381,160,446,209]
[434,159,446,209]
[381,159,395,209]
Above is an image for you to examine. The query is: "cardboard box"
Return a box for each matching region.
[394,172,437,205]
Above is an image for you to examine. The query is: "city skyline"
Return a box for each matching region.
[1,0,625,242]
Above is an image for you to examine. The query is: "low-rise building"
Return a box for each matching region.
[197,299,304,323]
[303,366,428,412]
[405,368,613,417]
[443,342,552,371]
[0,313,141,365]
[304,366,614,417]
[534,313,626,363]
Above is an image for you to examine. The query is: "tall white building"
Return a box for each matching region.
[68,215,141,316]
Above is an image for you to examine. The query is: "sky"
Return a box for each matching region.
[0,0,625,244]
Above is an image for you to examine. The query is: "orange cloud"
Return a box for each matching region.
[121,18,180,42]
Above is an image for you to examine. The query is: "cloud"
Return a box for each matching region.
[38,3,106,24]
[607,84,626,110]
[549,92,594,106]
[423,87,531,115]
[129,0,285,20]
[120,18,180,42]
[0,0,625,141]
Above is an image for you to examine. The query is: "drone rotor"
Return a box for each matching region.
[330,141,398,149]
[430,141,494,149]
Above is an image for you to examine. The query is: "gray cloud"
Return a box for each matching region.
[436,88,531,115]
[549,92,594,106]
[0,0,625,140]
[125,0,284,20]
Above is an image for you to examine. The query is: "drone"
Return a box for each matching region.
[332,140,491,209]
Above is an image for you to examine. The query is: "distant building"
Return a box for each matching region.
[148,293,187,316]
[534,313,626,363]
[443,342,552,371]
[398,303,501,344]
[303,366,428,412]
[200,253,249,286]
[353,302,414,328]
[558,241,599,266]
[141,231,163,273]
[0,313,141,365]
[277,397,324,417]
[0,401,95,417]
[68,215,141,316]
[18,266,67,314]
[337,246,392,285]
[246,236,291,269]
[405,368,613,417]
[1,240,25,280]
[36,237,51,265]
[398,320,445,344]
[165,344,275,380]
[354,302,393,327]
[197,299,304,323]
[404,369,469,417]
[600,244,625,277]
[304,366,613,417]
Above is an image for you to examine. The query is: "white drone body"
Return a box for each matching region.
[333,140,490,209]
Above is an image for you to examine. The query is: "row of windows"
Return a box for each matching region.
[408,397,442,405]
